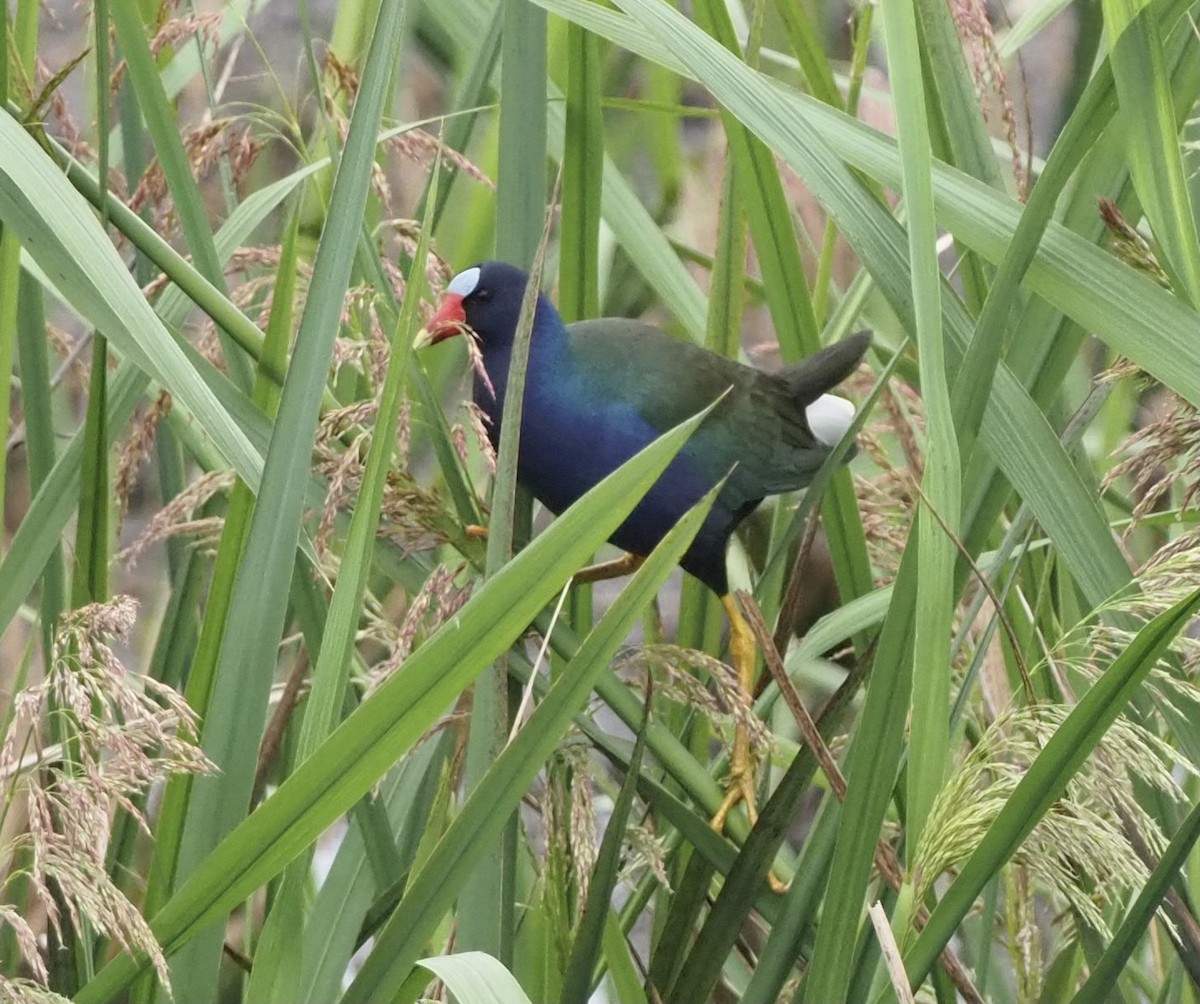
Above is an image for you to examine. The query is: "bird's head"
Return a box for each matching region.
[414,260,544,352]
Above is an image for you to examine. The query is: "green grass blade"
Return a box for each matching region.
[521,628,728,829]
[879,0,959,864]
[601,909,650,1004]
[64,321,109,992]
[691,0,820,361]
[554,13,604,667]
[1103,0,1200,306]
[70,336,110,608]
[0,228,19,558]
[650,850,716,999]
[14,269,63,650]
[741,798,842,1004]
[771,0,840,107]
[705,158,747,361]
[798,542,917,1004]
[136,248,297,992]
[915,0,1004,195]
[459,0,549,962]
[558,19,603,323]
[912,0,999,317]
[108,0,247,384]
[496,0,548,270]
[301,192,430,760]
[72,0,112,616]
[165,0,412,993]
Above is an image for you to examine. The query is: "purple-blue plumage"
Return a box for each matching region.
[419,261,869,595]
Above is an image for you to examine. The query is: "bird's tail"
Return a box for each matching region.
[781,330,872,407]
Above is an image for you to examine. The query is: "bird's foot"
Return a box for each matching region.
[572,551,645,585]
[710,757,789,894]
[711,762,758,833]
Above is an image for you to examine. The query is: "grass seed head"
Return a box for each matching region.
[0,597,213,997]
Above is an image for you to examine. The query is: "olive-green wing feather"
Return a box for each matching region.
[565,320,867,504]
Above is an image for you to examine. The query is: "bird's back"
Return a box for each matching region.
[563,320,866,506]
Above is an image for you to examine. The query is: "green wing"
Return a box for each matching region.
[564,319,831,503]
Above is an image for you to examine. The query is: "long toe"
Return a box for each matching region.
[711,769,758,832]
[710,770,789,893]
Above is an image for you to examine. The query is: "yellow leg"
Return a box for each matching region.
[572,551,645,585]
[712,594,788,893]
[711,593,760,832]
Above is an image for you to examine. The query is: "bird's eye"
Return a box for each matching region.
[474,288,493,303]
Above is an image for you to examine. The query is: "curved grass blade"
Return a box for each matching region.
[904,586,1200,991]
[416,952,534,1004]
[0,114,262,484]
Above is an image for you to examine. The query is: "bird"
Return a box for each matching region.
[415,260,869,835]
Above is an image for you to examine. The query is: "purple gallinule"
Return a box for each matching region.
[416,261,869,832]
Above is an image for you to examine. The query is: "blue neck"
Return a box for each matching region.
[473,293,569,426]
